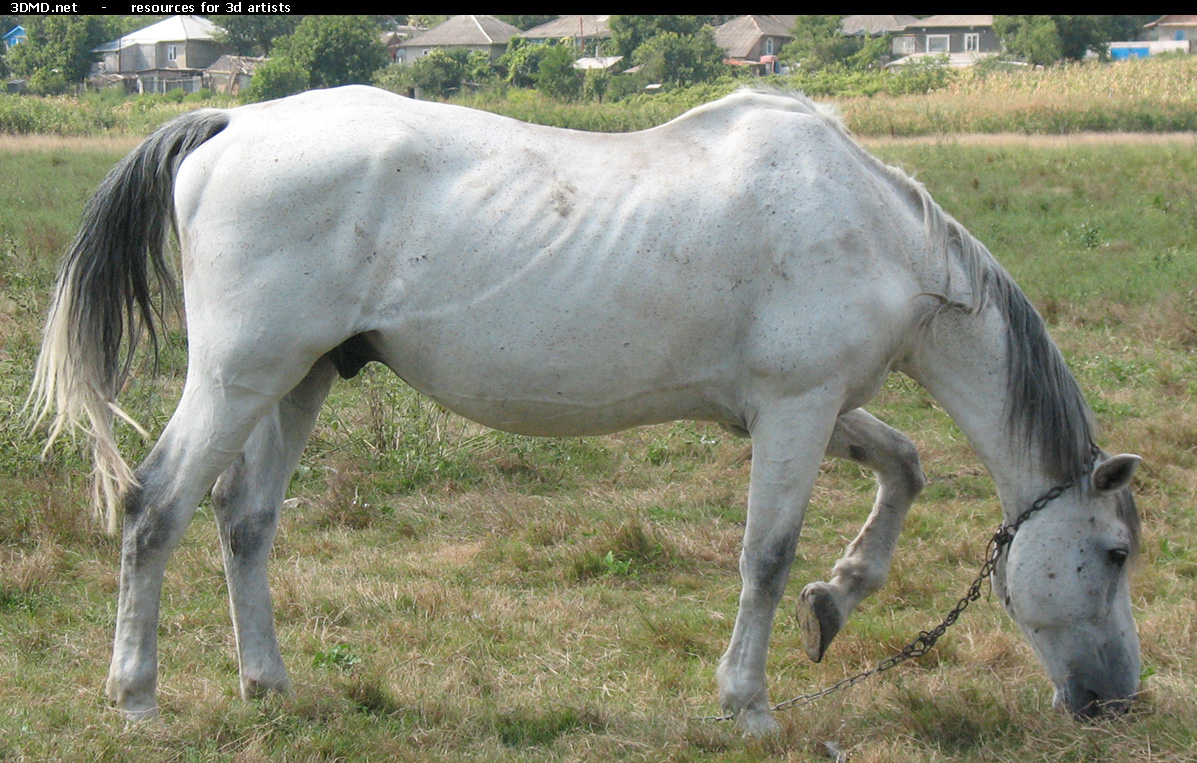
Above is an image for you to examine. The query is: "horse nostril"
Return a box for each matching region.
[1071,689,1103,720]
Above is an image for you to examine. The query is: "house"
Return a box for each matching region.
[93,15,224,93]
[2,24,25,51]
[381,26,424,63]
[396,16,521,65]
[841,15,918,38]
[715,15,795,75]
[889,15,1000,68]
[1111,15,1197,58]
[203,55,264,95]
[519,16,612,57]
[1144,14,1197,43]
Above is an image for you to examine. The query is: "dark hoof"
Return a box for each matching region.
[797,584,842,663]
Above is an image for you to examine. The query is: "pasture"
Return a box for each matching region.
[0,131,1195,761]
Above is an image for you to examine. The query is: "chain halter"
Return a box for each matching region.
[695,473,1083,723]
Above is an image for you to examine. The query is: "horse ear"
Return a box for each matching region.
[1092,454,1142,493]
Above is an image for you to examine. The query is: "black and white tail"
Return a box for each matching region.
[28,109,229,533]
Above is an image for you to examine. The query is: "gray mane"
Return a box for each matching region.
[916,167,1098,484]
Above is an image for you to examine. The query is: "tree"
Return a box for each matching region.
[277,15,388,89]
[497,38,554,88]
[608,16,722,59]
[6,15,116,87]
[632,28,726,88]
[246,15,387,101]
[780,15,867,73]
[535,44,580,100]
[994,16,1062,66]
[995,15,1149,65]
[212,14,302,56]
[373,48,485,99]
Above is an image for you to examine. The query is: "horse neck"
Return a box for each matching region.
[906,287,1094,520]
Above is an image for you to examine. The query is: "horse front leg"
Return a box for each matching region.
[211,357,336,700]
[717,396,839,735]
[797,408,925,662]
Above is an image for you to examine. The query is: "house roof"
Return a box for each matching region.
[715,15,794,59]
[1146,15,1197,28]
[905,15,993,30]
[402,15,520,48]
[573,55,623,70]
[95,14,220,52]
[520,15,612,40]
[841,15,919,36]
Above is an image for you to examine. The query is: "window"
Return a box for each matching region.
[894,35,916,54]
[964,33,979,52]
[765,37,774,56]
[926,34,950,53]
[167,44,178,62]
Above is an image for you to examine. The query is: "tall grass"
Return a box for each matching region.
[0,90,236,136]
[840,55,1197,135]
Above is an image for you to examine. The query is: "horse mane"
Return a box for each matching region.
[731,87,1098,483]
[914,177,1098,485]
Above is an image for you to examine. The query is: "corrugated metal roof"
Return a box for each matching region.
[906,15,994,29]
[1147,15,1197,27]
[95,14,220,51]
[841,15,920,36]
[520,16,612,39]
[403,15,520,47]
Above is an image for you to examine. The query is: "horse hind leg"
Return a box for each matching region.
[210,357,337,700]
[106,350,318,720]
[797,408,926,663]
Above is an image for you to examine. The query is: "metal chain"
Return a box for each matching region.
[694,477,1077,723]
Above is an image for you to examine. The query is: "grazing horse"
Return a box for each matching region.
[31,87,1142,733]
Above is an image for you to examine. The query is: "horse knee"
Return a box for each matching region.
[212,456,279,562]
[830,556,888,597]
[888,434,926,498]
[122,483,190,564]
[741,530,799,600]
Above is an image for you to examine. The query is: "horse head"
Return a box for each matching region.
[993,453,1142,718]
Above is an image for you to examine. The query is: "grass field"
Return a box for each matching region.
[0,127,1195,761]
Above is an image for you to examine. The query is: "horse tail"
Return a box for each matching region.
[28,109,230,534]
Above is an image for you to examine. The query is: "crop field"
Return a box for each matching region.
[0,127,1195,761]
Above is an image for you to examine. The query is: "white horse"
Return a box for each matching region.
[32,87,1142,734]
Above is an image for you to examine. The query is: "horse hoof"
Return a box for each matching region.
[798,583,842,663]
[736,708,781,737]
[120,705,160,723]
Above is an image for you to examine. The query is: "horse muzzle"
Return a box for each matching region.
[1052,677,1137,719]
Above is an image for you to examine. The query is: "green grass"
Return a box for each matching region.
[0,132,1195,760]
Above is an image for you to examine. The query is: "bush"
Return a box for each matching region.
[535,45,581,101]
[244,56,310,102]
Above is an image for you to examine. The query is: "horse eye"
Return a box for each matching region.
[1107,548,1129,567]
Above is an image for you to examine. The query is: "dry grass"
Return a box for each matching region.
[0,134,142,153]
[0,132,1195,761]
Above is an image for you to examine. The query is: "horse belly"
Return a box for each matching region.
[366,288,746,437]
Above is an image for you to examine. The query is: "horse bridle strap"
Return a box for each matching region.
[694,476,1080,722]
